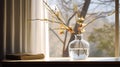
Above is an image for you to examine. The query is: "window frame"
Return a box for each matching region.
[2,0,119,61]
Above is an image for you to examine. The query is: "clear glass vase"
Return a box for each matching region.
[68,34,89,60]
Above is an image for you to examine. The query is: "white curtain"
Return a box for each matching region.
[31,0,49,58]
[3,0,49,59]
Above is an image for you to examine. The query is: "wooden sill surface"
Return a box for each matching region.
[2,57,120,62]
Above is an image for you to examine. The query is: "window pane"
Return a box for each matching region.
[48,0,115,57]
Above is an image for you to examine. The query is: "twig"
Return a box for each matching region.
[29,19,61,24]
[79,40,87,55]
[49,28,64,44]
[67,11,77,25]
[56,4,65,22]
[82,16,106,29]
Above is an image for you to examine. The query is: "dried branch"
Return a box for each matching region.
[43,0,72,31]
[43,1,64,23]
[63,11,77,47]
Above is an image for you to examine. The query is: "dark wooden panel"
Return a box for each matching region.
[0,0,4,61]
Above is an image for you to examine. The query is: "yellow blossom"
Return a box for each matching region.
[77,17,85,24]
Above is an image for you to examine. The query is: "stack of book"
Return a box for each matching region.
[6,53,45,60]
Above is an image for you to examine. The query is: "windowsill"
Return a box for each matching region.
[2,57,120,62]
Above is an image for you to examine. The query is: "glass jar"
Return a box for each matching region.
[68,34,89,60]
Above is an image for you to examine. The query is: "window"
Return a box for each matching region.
[48,0,120,57]
[3,0,119,61]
